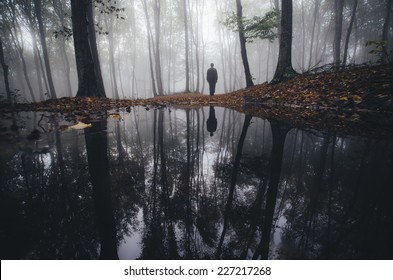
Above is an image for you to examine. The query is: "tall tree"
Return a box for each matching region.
[142,0,158,97]
[33,0,57,99]
[85,120,119,259]
[272,0,296,82]
[153,0,164,95]
[0,38,11,101]
[52,0,73,97]
[333,0,344,67]
[86,0,106,97]
[19,0,46,100]
[342,0,358,67]
[236,0,254,88]
[253,121,290,259]
[70,0,106,97]
[184,0,191,92]
[382,0,393,64]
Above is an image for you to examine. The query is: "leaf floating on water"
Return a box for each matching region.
[352,95,363,104]
[67,121,92,130]
[109,113,121,120]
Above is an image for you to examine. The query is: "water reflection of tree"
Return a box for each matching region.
[1,114,99,259]
[109,114,145,246]
[216,115,252,258]
[140,110,179,259]
[277,134,393,259]
[85,120,118,259]
[2,109,393,260]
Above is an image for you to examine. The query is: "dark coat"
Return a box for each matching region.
[206,67,218,83]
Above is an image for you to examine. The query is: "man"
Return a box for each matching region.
[206,63,218,96]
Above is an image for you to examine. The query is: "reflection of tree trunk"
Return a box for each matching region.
[158,110,179,259]
[301,135,330,252]
[216,115,252,258]
[241,177,268,259]
[185,109,192,257]
[326,136,336,257]
[253,120,290,259]
[115,121,126,166]
[152,110,158,214]
[85,120,118,259]
[133,109,146,167]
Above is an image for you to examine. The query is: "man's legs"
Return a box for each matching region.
[209,82,216,96]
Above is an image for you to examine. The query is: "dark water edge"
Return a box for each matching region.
[1,106,393,260]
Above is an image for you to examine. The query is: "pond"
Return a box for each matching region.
[1,106,393,260]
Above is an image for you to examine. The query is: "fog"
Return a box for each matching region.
[0,0,392,102]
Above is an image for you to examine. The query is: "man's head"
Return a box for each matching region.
[210,63,214,67]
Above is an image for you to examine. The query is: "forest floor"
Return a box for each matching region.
[1,64,393,137]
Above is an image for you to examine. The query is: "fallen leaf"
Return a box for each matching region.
[67,121,92,130]
[109,113,121,119]
[352,95,362,104]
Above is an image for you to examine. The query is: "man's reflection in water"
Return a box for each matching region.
[206,106,217,137]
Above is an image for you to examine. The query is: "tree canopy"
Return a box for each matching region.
[222,9,279,42]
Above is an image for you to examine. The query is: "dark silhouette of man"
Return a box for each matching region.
[206,63,218,96]
[206,106,217,137]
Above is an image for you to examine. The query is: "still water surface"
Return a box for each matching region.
[1,106,392,259]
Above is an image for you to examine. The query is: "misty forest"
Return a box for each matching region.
[1,0,393,260]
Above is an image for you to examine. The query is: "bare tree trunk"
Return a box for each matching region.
[192,1,201,93]
[86,1,106,97]
[142,0,157,97]
[236,0,254,88]
[0,38,11,101]
[29,26,45,100]
[153,0,164,95]
[107,16,119,99]
[16,38,36,102]
[34,0,57,99]
[308,0,320,70]
[130,0,138,98]
[53,0,73,97]
[382,0,393,64]
[301,0,305,71]
[71,0,106,97]
[333,0,344,68]
[272,0,296,82]
[342,0,358,67]
[184,0,190,92]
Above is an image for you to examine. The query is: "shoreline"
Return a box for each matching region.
[1,64,392,114]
